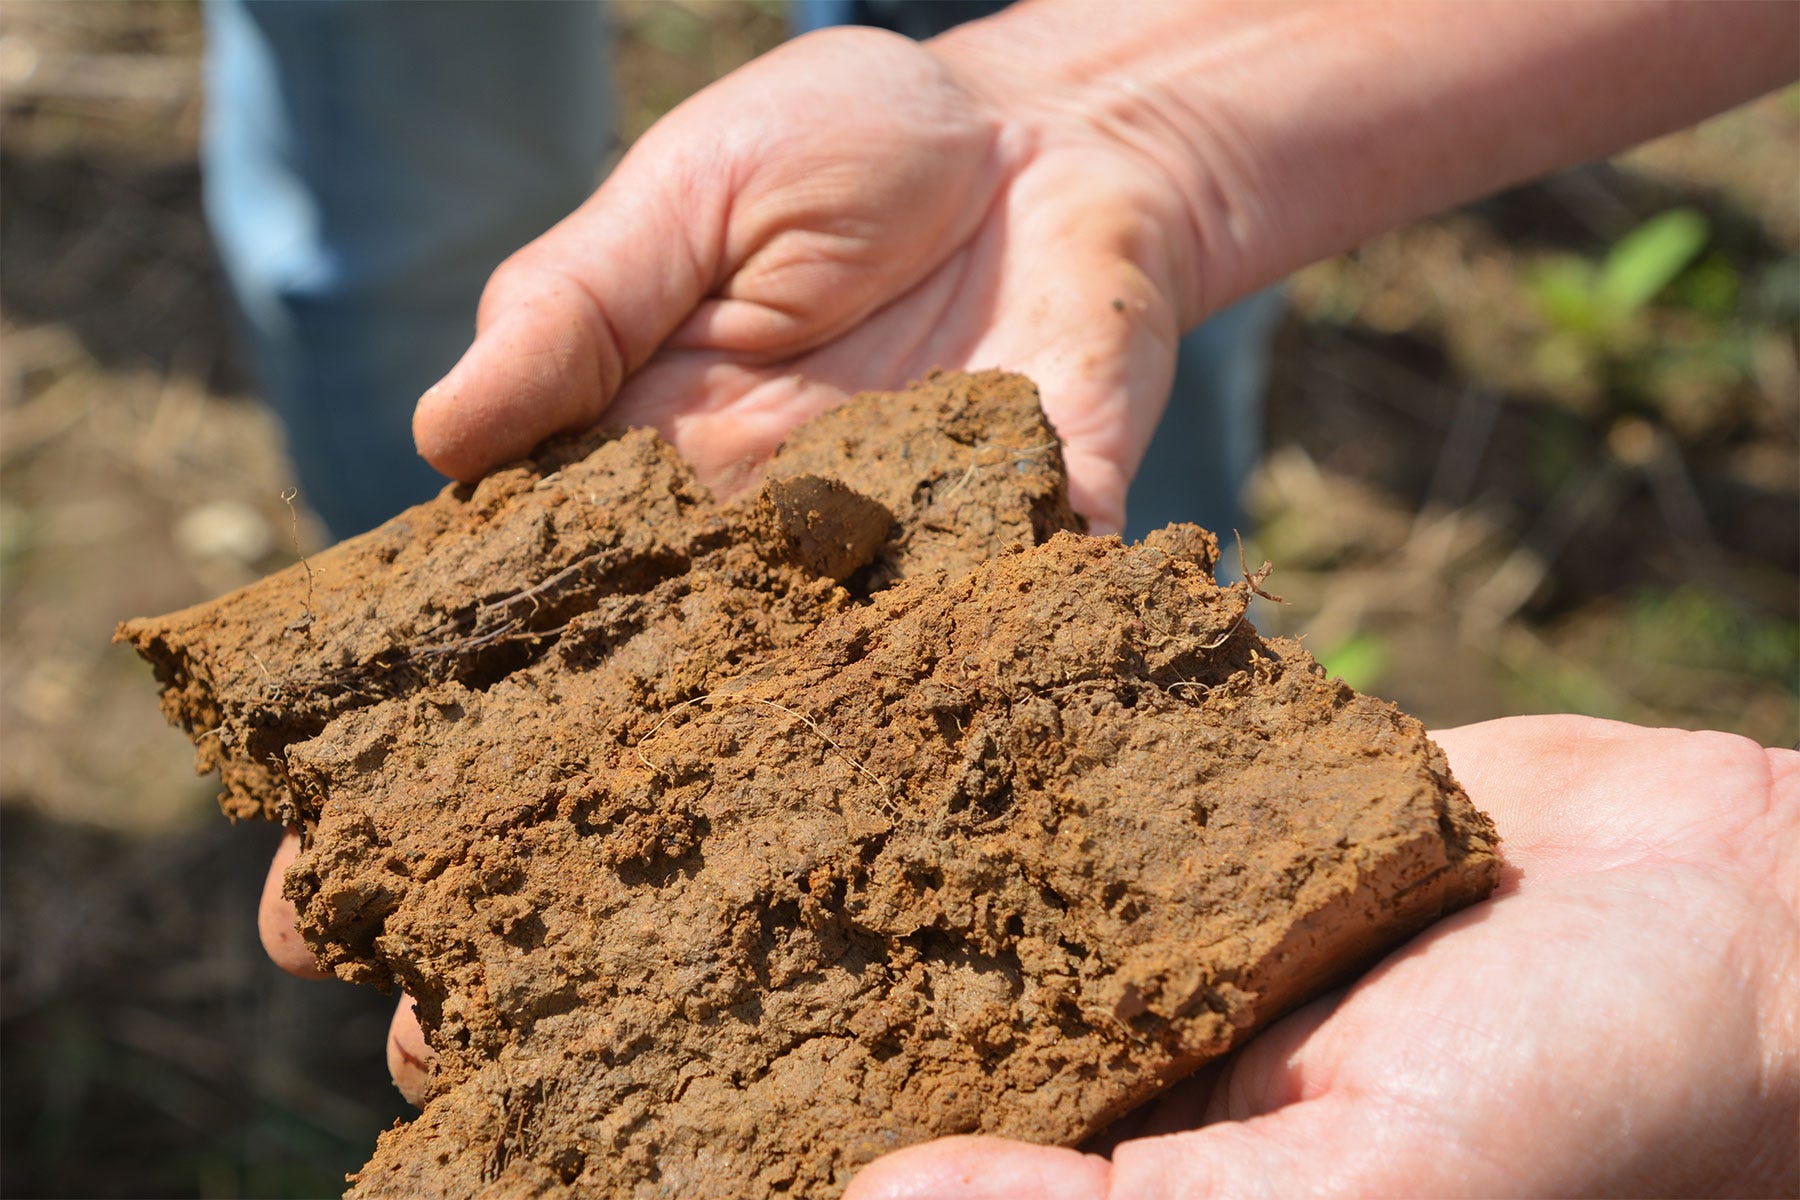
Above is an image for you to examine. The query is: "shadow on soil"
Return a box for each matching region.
[0,144,245,392]
[0,807,410,1199]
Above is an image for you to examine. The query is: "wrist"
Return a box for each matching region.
[930,0,1798,330]
[928,3,1274,327]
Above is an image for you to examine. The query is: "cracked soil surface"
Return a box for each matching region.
[121,371,1498,1198]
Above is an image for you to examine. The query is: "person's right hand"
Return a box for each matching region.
[846,716,1800,1199]
[411,23,1223,534]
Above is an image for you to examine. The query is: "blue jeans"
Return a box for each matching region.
[205,0,1280,542]
[203,0,610,537]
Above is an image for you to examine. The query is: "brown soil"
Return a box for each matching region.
[120,371,1498,1199]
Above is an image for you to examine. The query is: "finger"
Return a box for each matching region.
[412,119,725,481]
[1081,1058,1231,1155]
[419,28,1009,488]
[387,993,433,1107]
[1431,714,1778,880]
[258,829,329,979]
[844,1136,1108,1200]
[1199,987,1345,1123]
[945,165,1187,535]
[1106,1095,1474,1200]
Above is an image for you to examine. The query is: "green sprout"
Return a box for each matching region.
[1533,207,1710,342]
[1315,631,1389,693]
[1526,207,1760,441]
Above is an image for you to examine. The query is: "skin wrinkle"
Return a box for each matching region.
[721,226,944,357]
[1475,876,1771,1191]
[717,30,1000,282]
[1066,72,1266,326]
[710,64,784,287]
[1764,747,1800,1090]
[1113,1114,1306,1200]
[1204,993,1338,1121]
[946,1,1796,336]
[1130,80,1278,325]
[1752,752,1800,1138]
[960,167,1169,486]
[1333,1053,1558,1196]
[938,5,1307,322]
[607,132,733,337]
[1704,734,1789,875]
[1369,1090,1521,1197]
[948,68,1222,327]
[529,287,609,398]
[541,207,698,396]
[679,156,736,300]
[1099,255,1181,457]
[883,215,989,391]
[710,265,864,357]
[808,181,1006,387]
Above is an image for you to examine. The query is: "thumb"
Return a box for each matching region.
[1107,1104,1359,1200]
[1108,1090,1516,1200]
[412,121,726,481]
[846,1098,1448,1200]
[844,1136,1109,1200]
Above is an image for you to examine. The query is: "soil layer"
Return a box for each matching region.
[120,371,1498,1199]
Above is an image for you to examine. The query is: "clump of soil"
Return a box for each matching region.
[120,371,1498,1199]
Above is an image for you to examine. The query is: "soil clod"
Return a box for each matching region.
[120,370,1498,1199]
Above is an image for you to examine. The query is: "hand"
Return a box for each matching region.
[260,832,434,1105]
[411,24,1214,534]
[845,715,1800,1199]
[408,4,1793,540]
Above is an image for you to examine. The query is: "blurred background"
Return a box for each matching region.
[1,2,1793,1197]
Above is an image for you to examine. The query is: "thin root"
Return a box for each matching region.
[939,439,1062,505]
[1198,614,1246,651]
[633,692,895,814]
[937,448,985,502]
[1234,529,1285,604]
[281,487,317,633]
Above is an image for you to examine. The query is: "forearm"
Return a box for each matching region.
[935,0,1798,324]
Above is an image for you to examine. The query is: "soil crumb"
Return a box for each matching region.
[120,370,1498,1199]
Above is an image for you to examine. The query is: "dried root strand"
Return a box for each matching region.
[633,691,894,815]
[1235,529,1285,604]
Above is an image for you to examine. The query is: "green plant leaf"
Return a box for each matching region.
[1597,208,1709,317]
[1530,256,1601,334]
[1670,253,1740,317]
[1626,584,1800,686]
[1315,631,1389,692]
[1531,329,1597,393]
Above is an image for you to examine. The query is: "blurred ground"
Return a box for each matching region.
[1255,96,1799,740]
[0,2,1793,1198]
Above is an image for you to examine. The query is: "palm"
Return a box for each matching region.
[848,716,1800,1199]
[415,28,1195,532]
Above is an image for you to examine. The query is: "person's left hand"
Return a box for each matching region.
[846,716,1800,1199]
[259,832,434,1104]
